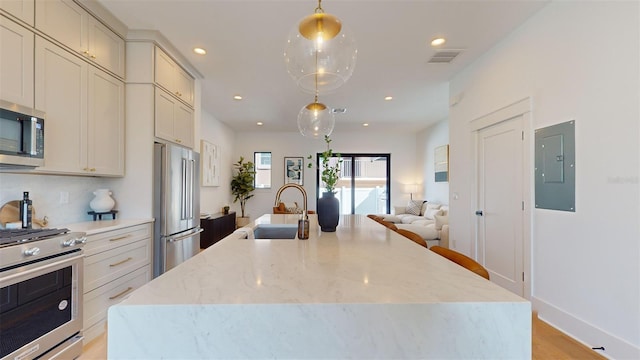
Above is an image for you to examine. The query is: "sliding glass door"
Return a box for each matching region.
[314,153,390,214]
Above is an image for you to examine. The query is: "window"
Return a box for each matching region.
[254,152,271,189]
[313,153,391,214]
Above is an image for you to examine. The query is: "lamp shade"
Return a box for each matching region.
[297,101,335,138]
[284,18,357,95]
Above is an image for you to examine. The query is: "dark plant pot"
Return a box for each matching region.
[317,191,339,232]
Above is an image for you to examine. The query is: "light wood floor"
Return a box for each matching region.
[79,313,606,359]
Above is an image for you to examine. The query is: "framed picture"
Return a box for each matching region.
[284,157,304,185]
[201,140,220,186]
[435,144,449,182]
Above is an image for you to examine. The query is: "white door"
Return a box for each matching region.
[477,115,524,296]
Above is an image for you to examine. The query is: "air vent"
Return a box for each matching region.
[331,108,346,114]
[428,50,462,64]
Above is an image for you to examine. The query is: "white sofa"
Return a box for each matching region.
[379,201,449,248]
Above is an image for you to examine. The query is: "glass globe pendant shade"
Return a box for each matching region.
[284,17,357,95]
[297,101,335,139]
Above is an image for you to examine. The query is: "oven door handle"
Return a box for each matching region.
[0,251,84,287]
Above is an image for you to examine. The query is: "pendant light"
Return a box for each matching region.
[297,95,335,139]
[284,0,357,95]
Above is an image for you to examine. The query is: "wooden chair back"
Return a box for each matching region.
[430,246,490,280]
[394,228,428,248]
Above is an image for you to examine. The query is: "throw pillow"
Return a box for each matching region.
[405,200,424,215]
[424,208,443,220]
[435,214,449,230]
[426,203,442,210]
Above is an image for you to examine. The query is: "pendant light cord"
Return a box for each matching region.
[315,0,324,13]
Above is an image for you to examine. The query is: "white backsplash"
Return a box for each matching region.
[0,172,118,227]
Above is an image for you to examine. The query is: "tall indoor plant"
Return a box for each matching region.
[308,135,342,231]
[231,156,256,225]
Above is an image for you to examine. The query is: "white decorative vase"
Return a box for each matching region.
[90,189,115,213]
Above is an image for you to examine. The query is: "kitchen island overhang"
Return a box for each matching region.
[108,214,531,359]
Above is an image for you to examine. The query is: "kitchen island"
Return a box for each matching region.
[108,214,530,359]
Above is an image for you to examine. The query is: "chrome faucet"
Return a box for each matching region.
[274,183,307,213]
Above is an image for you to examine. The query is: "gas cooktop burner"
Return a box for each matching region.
[0,228,70,246]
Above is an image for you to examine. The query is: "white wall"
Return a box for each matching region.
[449,2,639,358]
[199,110,236,215]
[233,131,418,218]
[417,119,449,204]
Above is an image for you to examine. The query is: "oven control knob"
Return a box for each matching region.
[24,247,41,256]
[74,236,87,245]
[62,239,75,247]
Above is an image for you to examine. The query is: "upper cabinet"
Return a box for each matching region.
[155,46,194,107]
[0,15,34,108]
[35,0,125,78]
[0,0,35,26]
[35,36,124,176]
[155,87,194,148]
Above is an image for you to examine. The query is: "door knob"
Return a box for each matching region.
[475,210,483,216]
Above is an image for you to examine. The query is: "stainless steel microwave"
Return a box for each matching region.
[0,100,45,168]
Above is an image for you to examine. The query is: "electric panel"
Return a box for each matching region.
[535,120,575,211]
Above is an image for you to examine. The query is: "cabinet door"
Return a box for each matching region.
[0,16,34,107]
[87,66,124,176]
[35,0,87,54]
[175,67,194,106]
[35,36,87,173]
[88,17,124,78]
[174,102,194,148]
[154,87,176,143]
[154,46,175,94]
[0,0,35,26]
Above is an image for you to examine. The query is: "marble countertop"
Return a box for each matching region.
[119,214,524,306]
[63,218,154,235]
[109,214,530,359]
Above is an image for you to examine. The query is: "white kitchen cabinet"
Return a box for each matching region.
[35,0,124,78]
[82,222,152,344]
[0,0,34,26]
[154,45,193,106]
[0,15,34,108]
[87,65,125,175]
[155,87,194,148]
[35,36,124,176]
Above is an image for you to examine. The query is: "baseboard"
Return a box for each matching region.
[533,296,640,359]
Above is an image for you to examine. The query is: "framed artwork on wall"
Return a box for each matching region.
[201,140,220,186]
[435,144,449,182]
[284,157,304,185]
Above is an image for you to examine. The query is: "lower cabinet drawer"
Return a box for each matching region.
[84,223,152,257]
[84,239,151,291]
[83,265,150,334]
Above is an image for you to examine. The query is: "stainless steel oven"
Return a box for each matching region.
[0,229,86,360]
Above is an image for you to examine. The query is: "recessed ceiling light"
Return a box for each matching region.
[193,47,207,55]
[363,123,369,127]
[384,96,393,101]
[233,95,243,100]
[431,37,446,47]
[257,122,263,126]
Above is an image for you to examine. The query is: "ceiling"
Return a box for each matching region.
[96,0,548,134]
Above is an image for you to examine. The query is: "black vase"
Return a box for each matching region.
[317,191,339,232]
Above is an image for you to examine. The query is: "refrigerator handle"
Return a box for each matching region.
[186,159,192,219]
[188,159,195,219]
[182,158,187,220]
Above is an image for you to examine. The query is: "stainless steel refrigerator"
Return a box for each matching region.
[153,142,202,278]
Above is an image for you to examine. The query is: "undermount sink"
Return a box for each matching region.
[252,224,298,239]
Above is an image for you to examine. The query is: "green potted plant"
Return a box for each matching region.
[231,156,256,226]
[307,135,343,231]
